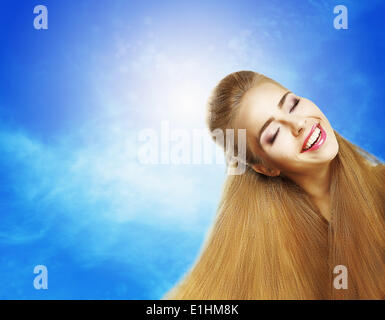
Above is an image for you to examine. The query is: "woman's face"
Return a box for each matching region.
[236,81,339,176]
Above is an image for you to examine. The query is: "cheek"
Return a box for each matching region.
[267,143,298,163]
[308,101,325,118]
[267,137,303,165]
[274,135,298,155]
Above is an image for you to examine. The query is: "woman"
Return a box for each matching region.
[163,71,385,299]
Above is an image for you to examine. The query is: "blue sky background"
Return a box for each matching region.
[0,0,384,299]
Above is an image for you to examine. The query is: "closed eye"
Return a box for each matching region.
[268,127,280,144]
[268,97,299,144]
[289,98,300,113]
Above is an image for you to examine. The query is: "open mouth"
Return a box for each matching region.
[301,123,326,153]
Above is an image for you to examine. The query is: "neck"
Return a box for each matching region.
[285,162,332,221]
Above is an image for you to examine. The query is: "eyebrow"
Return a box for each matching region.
[257,91,291,146]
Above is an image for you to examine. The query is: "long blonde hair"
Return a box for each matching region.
[163,71,385,299]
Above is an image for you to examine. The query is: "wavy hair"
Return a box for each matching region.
[163,71,385,299]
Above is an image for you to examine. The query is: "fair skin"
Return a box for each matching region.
[236,81,339,222]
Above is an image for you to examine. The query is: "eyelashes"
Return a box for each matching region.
[290,97,300,113]
[268,97,300,145]
[268,127,280,144]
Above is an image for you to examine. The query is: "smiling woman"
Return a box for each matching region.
[234,79,341,223]
[163,71,385,300]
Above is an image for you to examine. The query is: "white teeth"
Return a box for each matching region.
[303,127,321,150]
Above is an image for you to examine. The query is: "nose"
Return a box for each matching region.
[279,115,307,137]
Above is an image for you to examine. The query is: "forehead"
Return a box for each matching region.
[238,81,287,130]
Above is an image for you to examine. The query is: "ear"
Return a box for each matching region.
[251,163,280,177]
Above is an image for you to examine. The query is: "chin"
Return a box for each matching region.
[322,142,339,164]
[319,125,339,162]
[328,134,339,159]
